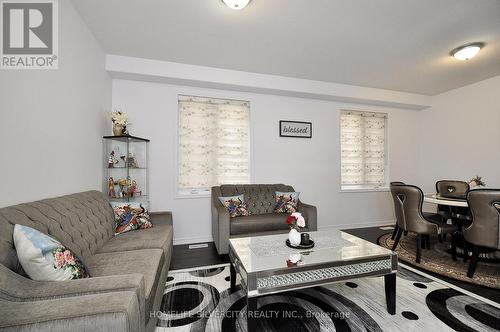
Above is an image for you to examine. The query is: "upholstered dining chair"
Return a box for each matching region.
[436,180,470,199]
[389,182,406,240]
[391,184,458,263]
[436,180,471,224]
[463,189,500,278]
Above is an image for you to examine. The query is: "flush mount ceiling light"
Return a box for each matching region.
[222,0,251,10]
[450,42,485,61]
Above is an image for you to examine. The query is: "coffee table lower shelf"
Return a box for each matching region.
[229,258,396,332]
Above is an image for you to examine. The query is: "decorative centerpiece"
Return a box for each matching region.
[468,175,486,188]
[111,110,129,136]
[285,212,314,249]
[286,212,305,246]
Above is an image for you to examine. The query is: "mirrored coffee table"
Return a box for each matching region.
[229,230,397,331]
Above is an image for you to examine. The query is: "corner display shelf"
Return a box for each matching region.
[103,135,149,205]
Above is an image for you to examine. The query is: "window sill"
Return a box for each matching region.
[340,186,389,193]
[175,189,211,199]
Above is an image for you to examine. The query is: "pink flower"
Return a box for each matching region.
[54,252,65,268]
[469,180,477,188]
[63,250,76,265]
[291,212,306,228]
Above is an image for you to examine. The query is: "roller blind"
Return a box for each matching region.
[178,95,250,193]
[340,110,387,187]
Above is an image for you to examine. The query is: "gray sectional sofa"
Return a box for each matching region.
[0,191,173,332]
[212,184,317,254]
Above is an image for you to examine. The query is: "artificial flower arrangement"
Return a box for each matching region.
[111,110,130,135]
[468,175,486,188]
[111,110,129,126]
[286,212,306,246]
[286,212,306,229]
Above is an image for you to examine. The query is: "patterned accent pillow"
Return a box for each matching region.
[112,202,153,235]
[218,194,251,218]
[13,224,90,281]
[274,191,300,213]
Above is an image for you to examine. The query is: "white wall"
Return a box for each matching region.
[418,75,500,192]
[0,0,110,207]
[112,79,421,244]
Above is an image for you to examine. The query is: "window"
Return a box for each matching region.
[178,95,250,196]
[340,110,387,190]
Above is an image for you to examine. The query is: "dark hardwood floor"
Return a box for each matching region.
[170,226,500,304]
[171,242,229,270]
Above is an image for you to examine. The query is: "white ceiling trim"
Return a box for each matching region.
[106,55,432,110]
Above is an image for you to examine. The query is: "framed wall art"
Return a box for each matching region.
[279,120,312,138]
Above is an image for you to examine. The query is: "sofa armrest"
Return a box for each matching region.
[211,187,231,255]
[0,265,146,324]
[0,291,142,332]
[298,202,317,231]
[149,211,173,225]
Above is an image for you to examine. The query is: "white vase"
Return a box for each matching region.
[288,228,301,246]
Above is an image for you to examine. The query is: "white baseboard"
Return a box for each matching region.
[173,235,213,246]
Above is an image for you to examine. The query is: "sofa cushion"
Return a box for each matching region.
[13,225,89,281]
[111,202,153,235]
[230,213,291,235]
[220,184,295,215]
[274,191,300,213]
[85,248,164,315]
[218,194,251,217]
[97,212,173,259]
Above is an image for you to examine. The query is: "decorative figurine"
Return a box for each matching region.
[127,153,139,168]
[129,180,142,197]
[118,178,128,198]
[108,151,119,168]
[126,176,132,193]
[119,153,138,168]
[108,177,116,198]
[129,180,138,197]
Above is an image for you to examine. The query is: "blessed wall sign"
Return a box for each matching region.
[279,121,312,138]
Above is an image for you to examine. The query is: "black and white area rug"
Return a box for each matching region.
[155,263,500,331]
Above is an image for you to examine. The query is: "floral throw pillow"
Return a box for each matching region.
[112,202,153,235]
[13,224,90,281]
[274,191,300,213]
[218,194,251,218]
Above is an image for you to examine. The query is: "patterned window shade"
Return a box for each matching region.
[178,96,250,192]
[341,110,387,187]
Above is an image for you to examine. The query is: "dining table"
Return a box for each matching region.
[423,193,468,207]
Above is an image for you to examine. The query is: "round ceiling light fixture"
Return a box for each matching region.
[222,0,251,10]
[450,42,485,61]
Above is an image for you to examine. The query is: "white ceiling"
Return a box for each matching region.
[72,0,500,95]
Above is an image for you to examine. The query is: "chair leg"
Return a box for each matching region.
[416,234,422,263]
[463,241,469,262]
[391,225,399,240]
[421,235,430,249]
[450,232,457,261]
[467,246,480,278]
[392,228,403,251]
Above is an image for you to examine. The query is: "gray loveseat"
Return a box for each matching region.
[0,191,173,332]
[212,184,317,254]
